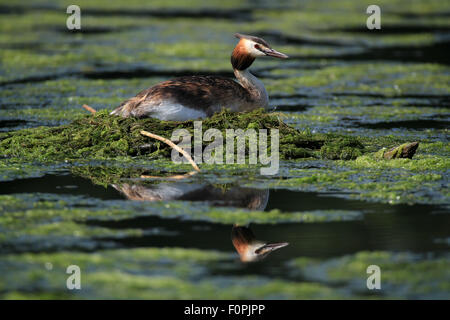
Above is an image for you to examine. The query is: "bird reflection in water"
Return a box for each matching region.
[231,225,288,262]
[112,182,289,262]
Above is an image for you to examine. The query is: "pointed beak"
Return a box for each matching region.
[255,242,289,255]
[264,48,289,59]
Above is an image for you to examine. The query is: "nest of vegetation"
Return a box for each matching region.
[0,109,364,162]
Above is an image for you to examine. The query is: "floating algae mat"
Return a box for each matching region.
[0,109,366,162]
[0,0,449,302]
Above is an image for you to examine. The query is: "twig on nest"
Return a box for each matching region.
[140,171,198,180]
[140,130,201,172]
[82,104,97,114]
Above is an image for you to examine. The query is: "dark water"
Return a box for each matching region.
[0,0,449,299]
[1,172,448,266]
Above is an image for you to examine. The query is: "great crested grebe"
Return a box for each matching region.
[232,225,288,262]
[112,182,269,210]
[111,181,288,262]
[110,33,288,120]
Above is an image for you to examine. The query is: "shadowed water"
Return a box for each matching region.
[0,0,449,299]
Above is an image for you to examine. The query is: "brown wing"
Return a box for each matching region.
[112,76,251,118]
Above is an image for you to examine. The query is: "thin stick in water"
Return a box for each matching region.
[82,104,97,114]
[140,171,198,180]
[140,130,200,172]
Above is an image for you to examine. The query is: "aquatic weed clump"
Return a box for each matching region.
[320,137,364,160]
[0,109,364,162]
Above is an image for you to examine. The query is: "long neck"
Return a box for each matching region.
[230,42,269,109]
[233,68,269,109]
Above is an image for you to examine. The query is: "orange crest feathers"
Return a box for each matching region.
[231,40,255,70]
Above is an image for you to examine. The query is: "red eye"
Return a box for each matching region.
[254,44,261,50]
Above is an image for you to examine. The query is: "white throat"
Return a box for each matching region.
[234,69,269,110]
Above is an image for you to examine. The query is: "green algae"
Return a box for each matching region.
[3,247,447,299]
[276,159,448,205]
[0,189,361,246]
[320,136,364,160]
[1,0,449,301]
[261,134,449,205]
[287,104,449,124]
[266,63,450,97]
[290,251,450,299]
[0,248,345,299]
[0,109,366,162]
[0,194,144,246]
[0,191,362,299]
[0,159,64,182]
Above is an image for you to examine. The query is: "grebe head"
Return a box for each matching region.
[232,225,289,262]
[231,33,288,70]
